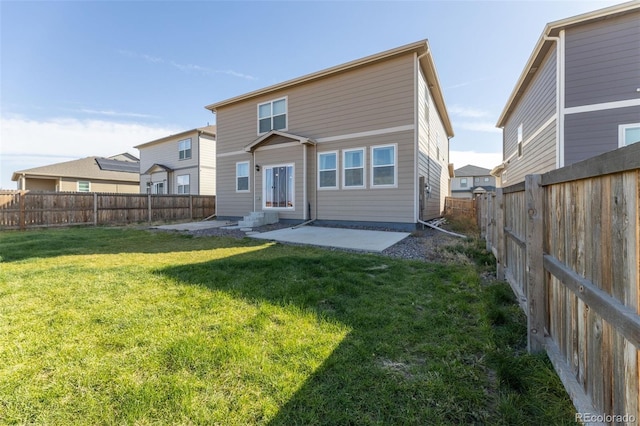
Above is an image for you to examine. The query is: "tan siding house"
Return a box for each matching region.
[135,126,216,195]
[206,40,454,230]
[11,154,140,193]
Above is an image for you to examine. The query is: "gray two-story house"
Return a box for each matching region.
[494,2,640,185]
[451,165,496,199]
[135,126,216,195]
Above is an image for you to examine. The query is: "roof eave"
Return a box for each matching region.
[205,40,430,113]
[418,44,454,138]
[496,1,640,127]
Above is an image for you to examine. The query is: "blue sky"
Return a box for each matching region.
[0,0,622,189]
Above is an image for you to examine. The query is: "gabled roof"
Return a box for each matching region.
[134,125,216,149]
[205,40,454,138]
[12,156,140,182]
[142,164,173,175]
[497,1,640,127]
[454,164,492,177]
[244,130,315,153]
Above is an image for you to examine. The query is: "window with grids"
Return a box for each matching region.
[318,152,338,189]
[258,98,287,134]
[343,149,364,188]
[236,162,249,192]
[77,181,90,192]
[371,144,396,187]
[179,138,192,160]
[177,175,190,194]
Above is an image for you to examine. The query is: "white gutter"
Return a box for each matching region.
[544,31,565,168]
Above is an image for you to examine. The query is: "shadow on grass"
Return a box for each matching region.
[159,244,491,424]
[0,227,259,263]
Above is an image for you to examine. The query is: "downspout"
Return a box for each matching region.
[544,31,565,168]
[314,142,318,221]
[252,151,256,212]
[197,131,201,195]
[415,51,429,224]
[303,143,307,220]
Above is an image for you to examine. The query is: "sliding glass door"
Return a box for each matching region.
[264,165,294,209]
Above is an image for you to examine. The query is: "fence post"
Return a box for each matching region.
[93,193,98,226]
[525,174,545,353]
[486,193,493,251]
[148,194,152,224]
[189,195,193,220]
[495,188,505,281]
[19,191,26,231]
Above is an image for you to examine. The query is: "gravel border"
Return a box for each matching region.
[184,222,467,262]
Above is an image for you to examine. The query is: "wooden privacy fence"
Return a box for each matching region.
[478,143,640,421]
[444,196,477,219]
[0,192,216,230]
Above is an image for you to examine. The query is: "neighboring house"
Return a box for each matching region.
[135,125,216,195]
[451,165,496,199]
[11,153,140,193]
[205,40,454,230]
[493,2,640,186]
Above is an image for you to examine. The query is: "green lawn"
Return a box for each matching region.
[0,227,576,425]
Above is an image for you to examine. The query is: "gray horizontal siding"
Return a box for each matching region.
[418,69,449,220]
[565,10,640,107]
[564,106,640,165]
[503,121,556,185]
[503,46,557,161]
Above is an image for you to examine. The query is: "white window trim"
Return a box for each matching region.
[257,96,288,135]
[517,123,523,158]
[370,143,398,188]
[460,178,468,188]
[77,181,91,192]
[177,174,190,194]
[619,123,640,147]
[342,148,366,189]
[262,163,295,210]
[178,138,192,160]
[236,161,250,193]
[317,151,338,190]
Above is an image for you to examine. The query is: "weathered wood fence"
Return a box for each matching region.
[444,197,476,219]
[0,192,216,230]
[478,143,640,421]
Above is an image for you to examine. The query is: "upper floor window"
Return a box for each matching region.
[371,144,397,187]
[484,177,490,182]
[460,178,468,188]
[236,161,249,192]
[177,175,190,194]
[343,148,365,188]
[619,123,640,147]
[179,138,192,160]
[517,124,523,158]
[258,97,287,134]
[77,181,90,192]
[318,152,338,189]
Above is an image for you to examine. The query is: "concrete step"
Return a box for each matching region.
[240,211,279,228]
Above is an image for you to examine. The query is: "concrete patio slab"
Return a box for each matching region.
[249,226,410,252]
[151,221,234,231]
